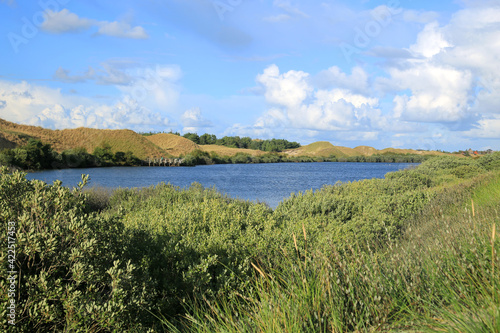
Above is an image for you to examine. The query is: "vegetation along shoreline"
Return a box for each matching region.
[0,118,472,171]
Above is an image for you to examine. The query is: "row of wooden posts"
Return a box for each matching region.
[146,157,185,167]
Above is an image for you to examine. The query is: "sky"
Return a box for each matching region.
[1,0,499,152]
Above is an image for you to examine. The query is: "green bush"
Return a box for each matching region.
[0,168,157,332]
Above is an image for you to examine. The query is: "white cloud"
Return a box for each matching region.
[294,89,380,131]
[438,6,500,116]
[116,65,182,113]
[39,9,149,39]
[315,66,369,94]
[96,21,149,39]
[256,64,312,109]
[463,116,500,139]
[252,65,384,134]
[409,22,452,58]
[0,80,171,131]
[254,108,288,128]
[181,107,213,128]
[390,64,474,122]
[402,10,439,24]
[378,3,500,131]
[41,9,94,33]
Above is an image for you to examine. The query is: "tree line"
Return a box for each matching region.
[181,132,301,152]
[0,139,141,170]
[180,149,431,166]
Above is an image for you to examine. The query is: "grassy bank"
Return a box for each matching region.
[1,153,499,332]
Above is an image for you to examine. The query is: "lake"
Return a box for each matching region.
[26,162,417,208]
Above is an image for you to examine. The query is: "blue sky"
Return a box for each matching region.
[1,0,499,151]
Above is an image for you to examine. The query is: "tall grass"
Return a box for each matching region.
[167,171,500,332]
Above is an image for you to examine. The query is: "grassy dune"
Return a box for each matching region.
[141,134,267,157]
[286,140,457,158]
[56,128,167,160]
[0,118,461,162]
[0,118,166,160]
[353,145,379,155]
[199,144,266,157]
[380,147,456,156]
[284,141,355,158]
[145,133,200,157]
[0,131,23,149]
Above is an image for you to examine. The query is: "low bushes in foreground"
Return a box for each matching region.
[0,153,499,332]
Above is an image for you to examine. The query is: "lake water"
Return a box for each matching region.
[26,162,417,208]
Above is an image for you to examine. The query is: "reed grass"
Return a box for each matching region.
[163,171,500,332]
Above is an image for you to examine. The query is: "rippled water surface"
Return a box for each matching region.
[27,162,417,208]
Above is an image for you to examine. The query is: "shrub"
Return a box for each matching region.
[0,168,157,332]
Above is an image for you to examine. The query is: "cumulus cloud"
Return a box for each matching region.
[33,101,170,130]
[439,6,500,117]
[41,9,94,33]
[402,10,439,24]
[463,116,500,139]
[40,9,148,39]
[295,89,380,131]
[314,66,369,94]
[250,65,384,135]
[254,108,288,129]
[96,21,149,39]
[0,80,172,131]
[376,3,500,136]
[115,64,182,113]
[409,22,452,58]
[181,107,213,128]
[390,64,474,122]
[256,64,312,109]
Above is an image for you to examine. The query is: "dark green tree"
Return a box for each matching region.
[183,133,200,144]
[93,143,114,165]
[199,133,217,145]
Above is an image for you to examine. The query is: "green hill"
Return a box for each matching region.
[0,118,166,160]
[0,118,459,160]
